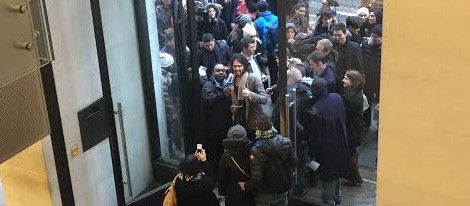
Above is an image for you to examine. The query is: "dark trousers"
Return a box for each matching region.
[204,132,225,174]
[363,71,380,127]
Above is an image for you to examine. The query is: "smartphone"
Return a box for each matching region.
[196,144,203,153]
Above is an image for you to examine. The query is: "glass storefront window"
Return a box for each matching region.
[153,0,187,161]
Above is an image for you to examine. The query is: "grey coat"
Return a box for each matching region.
[233,73,270,131]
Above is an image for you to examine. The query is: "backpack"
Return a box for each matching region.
[266,22,278,57]
[256,137,295,193]
[256,16,278,54]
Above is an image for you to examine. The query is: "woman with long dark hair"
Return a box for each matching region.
[287,2,312,34]
[341,70,365,186]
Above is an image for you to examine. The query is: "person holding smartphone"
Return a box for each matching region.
[202,64,233,174]
[174,150,219,206]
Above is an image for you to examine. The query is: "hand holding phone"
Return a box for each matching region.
[195,144,206,162]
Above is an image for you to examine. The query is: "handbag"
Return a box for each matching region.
[162,174,180,206]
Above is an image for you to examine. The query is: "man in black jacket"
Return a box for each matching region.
[202,64,233,173]
[332,23,364,92]
[362,25,382,129]
[239,113,297,206]
[198,33,231,78]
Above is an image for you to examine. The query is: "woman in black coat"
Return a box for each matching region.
[218,125,255,206]
[200,3,228,41]
[341,70,365,186]
[174,152,219,206]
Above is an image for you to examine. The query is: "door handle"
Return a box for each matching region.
[114,103,133,197]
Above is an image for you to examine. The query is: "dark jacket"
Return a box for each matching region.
[313,23,334,37]
[362,40,382,75]
[306,82,349,181]
[244,131,297,194]
[219,137,255,206]
[316,64,337,93]
[333,39,364,92]
[201,17,229,41]
[362,40,382,101]
[342,90,364,149]
[202,77,232,136]
[348,29,363,44]
[174,161,219,206]
[272,81,312,137]
[198,40,231,77]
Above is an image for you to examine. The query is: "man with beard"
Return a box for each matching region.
[202,64,233,173]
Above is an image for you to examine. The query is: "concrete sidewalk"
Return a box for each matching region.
[291,120,379,206]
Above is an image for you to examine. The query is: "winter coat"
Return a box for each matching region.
[316,64,337,93]
[362,40,382,75]
[254,11,278,51]
[362,40,382,101]
[232,73,270,131]
[272,81,312,138]
[342,89,364,149]
[219,138,255,206]
[244,131,297,194]
[174,161,219,206]
[306,85,349,181]
[333,39,364,91]
[198,40,231,77]
[202,77,233,137]
[200,17,229,41]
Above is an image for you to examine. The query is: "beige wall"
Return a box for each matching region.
[377,0,470,205]
[0,142,52,206]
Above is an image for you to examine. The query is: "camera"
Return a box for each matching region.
[196,144,203,153]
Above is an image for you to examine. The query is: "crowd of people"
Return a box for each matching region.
[156,0,383,205]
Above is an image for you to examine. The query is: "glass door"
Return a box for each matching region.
[99,0,201,203]
[99,0,154,202]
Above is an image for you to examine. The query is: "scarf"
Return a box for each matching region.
[230,72,250,124]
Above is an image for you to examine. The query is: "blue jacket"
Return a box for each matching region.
[254,11,278,54]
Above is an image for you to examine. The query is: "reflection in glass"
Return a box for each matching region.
[154,0,186,160]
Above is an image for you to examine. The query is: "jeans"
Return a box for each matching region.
[322,179,341,205]
[255,192,288,206]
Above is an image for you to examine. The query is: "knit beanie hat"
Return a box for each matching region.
[236,14,252,28]
[356,7,369,17]
[227,124,248,140]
